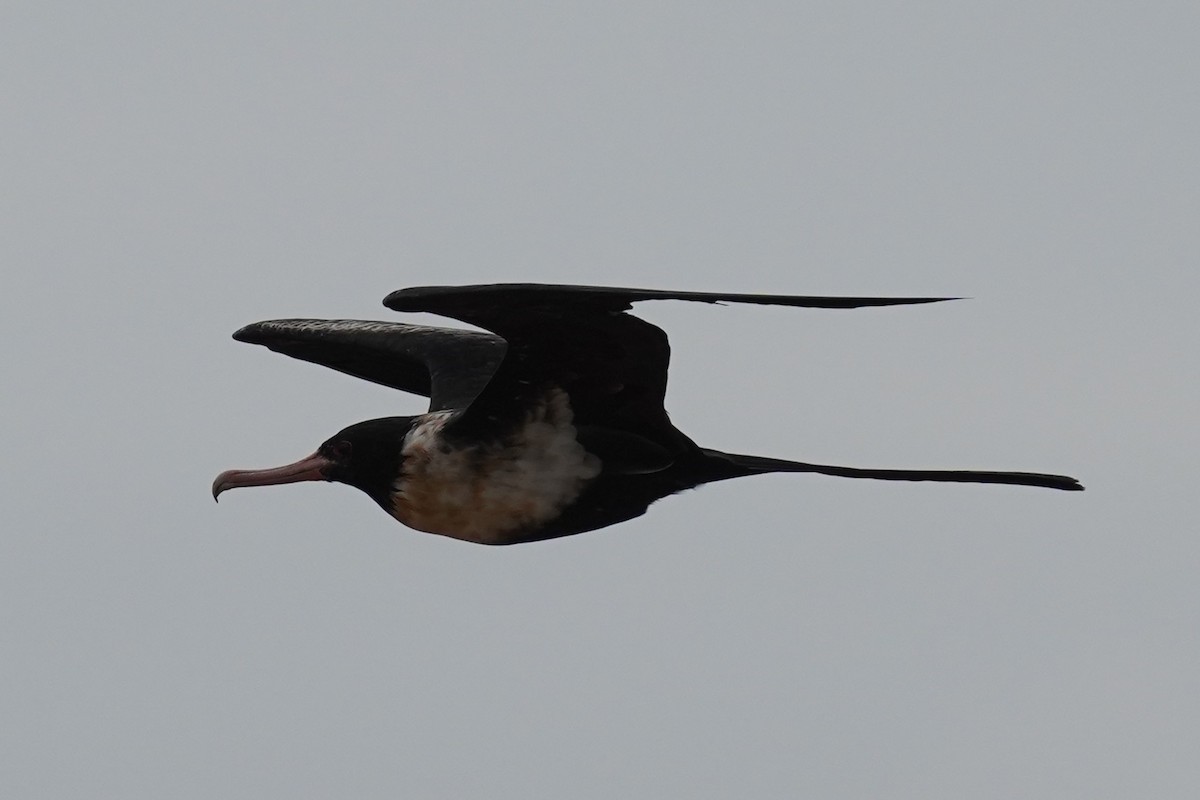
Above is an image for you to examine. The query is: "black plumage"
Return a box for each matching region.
[213,283,1082,544]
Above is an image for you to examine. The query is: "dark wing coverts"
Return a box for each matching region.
[231,319,506,411]
[382,283,958,442]
[233,285,955,424]
[383,283,958,312]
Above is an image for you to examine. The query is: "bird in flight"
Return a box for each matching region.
[213,283,1082,544]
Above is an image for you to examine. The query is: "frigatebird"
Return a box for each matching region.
[213,283,1082,544]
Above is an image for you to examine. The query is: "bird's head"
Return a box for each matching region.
[212,417,416,509]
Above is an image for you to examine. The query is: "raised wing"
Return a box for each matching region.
[384,283,958,313]
[230,319,506,411]
[382,283,958,444]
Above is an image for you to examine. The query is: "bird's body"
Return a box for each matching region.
[391,393,602,543]
[213,283,1082,544]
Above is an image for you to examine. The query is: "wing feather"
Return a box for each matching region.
[384,283,958,314]
[381,283,956,444]
[231,319,505,411]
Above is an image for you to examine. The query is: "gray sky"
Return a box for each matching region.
[3,2,1197,798]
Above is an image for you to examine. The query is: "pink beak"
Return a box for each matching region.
[212,452,332,500]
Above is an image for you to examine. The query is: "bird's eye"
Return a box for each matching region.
[329,440,353,459]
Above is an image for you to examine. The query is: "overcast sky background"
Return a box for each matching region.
[3,3,1198,798]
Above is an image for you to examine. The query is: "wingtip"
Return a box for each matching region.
[232,320,284,343]
[230,320,291,344]
[1048,475,1085,491]
[383,285,445,311]
[381,288,405,309]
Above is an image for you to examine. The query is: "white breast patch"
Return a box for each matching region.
[390,390,602,544]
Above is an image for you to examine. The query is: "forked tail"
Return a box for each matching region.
[701,450,1084,491]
